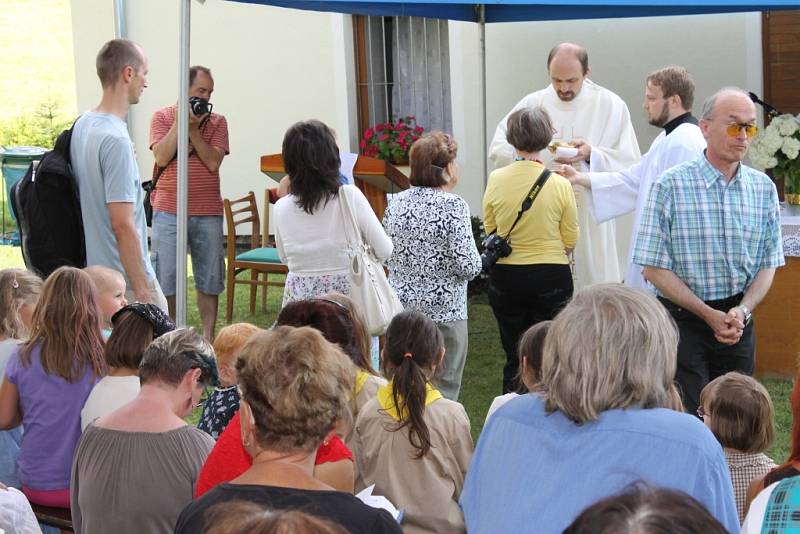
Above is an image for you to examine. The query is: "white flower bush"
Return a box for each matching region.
[749,113,800,174]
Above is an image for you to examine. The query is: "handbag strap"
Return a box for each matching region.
[338,186,364,250]
[501,168,551,242]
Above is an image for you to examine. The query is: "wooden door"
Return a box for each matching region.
[762,10,800,116]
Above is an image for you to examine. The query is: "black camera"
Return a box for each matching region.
[189,96,212,116]
[480,233,512,273]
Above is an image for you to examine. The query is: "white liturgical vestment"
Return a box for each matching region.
[489,80,641,290]
[587,119,706,290]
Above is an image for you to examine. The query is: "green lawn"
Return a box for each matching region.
[0,244,793,461]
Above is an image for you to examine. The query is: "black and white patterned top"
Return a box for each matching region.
[197,385,240,440]
[383,187,482,323]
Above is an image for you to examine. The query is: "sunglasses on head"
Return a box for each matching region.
[185,351,219,388]
[724,122,758,138]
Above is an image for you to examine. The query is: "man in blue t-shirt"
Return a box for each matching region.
[70,39,166,311]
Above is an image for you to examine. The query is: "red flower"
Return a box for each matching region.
[359,139,367,150]
[376,124,385,132]
[414,126,424,134]
[379,134,390,142]
[364,128,374,140]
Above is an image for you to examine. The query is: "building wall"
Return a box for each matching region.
[69,0,356,226]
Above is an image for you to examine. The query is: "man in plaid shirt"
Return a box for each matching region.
[633,88,785,415]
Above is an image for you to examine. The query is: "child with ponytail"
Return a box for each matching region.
[353,310,472,534]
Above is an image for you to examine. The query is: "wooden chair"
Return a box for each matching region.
[31,503,73,531]
[223,191,287,323]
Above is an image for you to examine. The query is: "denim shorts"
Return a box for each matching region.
[151,211,225,296]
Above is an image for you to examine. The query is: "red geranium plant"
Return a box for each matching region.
[360,116,424,164]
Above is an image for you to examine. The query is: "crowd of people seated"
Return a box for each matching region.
[0,266,795,533]
[0,113,794,534]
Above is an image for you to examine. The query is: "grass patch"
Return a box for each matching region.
[0,245,793,460]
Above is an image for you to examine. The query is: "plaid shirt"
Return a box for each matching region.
[726,450,776,523]
[633,155,785,301]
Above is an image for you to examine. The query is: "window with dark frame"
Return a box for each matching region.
[354,15,453,139]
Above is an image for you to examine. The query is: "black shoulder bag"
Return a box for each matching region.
[480,168,551,273]
[142,146,197,227]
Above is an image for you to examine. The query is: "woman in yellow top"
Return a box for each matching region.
[482,106,579,394]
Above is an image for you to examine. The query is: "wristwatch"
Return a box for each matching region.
[738,304,752,326]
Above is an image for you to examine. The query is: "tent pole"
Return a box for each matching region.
[479,4,487,188]
[176,0,191,327]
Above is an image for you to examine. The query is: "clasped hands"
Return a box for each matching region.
[706,307,746,345]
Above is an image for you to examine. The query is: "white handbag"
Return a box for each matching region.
[338,188,403,336]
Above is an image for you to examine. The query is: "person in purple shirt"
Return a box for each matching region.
[0,267,105,509]
[460,284,740,533]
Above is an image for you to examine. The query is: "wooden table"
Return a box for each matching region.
[754,203,800,378]
[260,153,409,220]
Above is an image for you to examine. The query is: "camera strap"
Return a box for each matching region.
[146,145,197,193]
[500,168,551,243]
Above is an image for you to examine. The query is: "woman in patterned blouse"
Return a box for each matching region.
[383,132,481,401]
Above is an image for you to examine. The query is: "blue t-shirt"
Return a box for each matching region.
[460,393,740,533]
[71,112,155,284]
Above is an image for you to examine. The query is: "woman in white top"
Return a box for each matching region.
[274,120,392,304]
[81,303,175,431]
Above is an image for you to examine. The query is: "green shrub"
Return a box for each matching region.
[468,215,488,296]
[0,99,74,149]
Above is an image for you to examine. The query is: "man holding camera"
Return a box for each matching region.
[149,65,229,340]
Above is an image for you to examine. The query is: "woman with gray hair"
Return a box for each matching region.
[70,328,217,534]
[460,284,739,533]
[482,106,579,394]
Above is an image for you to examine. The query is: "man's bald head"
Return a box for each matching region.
[547,43,589,75]
[547,43,590,102]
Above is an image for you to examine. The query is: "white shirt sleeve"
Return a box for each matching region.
[0,487,42,534]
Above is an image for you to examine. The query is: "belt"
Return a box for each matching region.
[658,293,743,318]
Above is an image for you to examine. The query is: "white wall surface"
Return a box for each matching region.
[69,0,356,224]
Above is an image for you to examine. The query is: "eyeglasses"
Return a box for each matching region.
[724,122,758,138]
[697,405,710,418]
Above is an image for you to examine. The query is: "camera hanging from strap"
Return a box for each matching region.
[500,168,551,243]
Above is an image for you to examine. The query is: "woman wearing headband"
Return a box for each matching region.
[80,302,176,431]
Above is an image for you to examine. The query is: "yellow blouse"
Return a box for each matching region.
[482,161,579,265]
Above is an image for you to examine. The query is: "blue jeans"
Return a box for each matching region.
[150,211,225,295]
[0,426,22,488]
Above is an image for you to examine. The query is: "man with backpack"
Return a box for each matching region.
[70,39,167,310]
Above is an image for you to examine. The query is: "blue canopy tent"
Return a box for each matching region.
[227,0,800,22]
[170,0,800,325]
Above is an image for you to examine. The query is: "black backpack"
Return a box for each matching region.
[10,119,86,278]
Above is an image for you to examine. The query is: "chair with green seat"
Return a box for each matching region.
[223,191,287,323]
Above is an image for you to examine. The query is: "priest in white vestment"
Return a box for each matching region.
[489,43,641,290]
[560,66,707,290]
